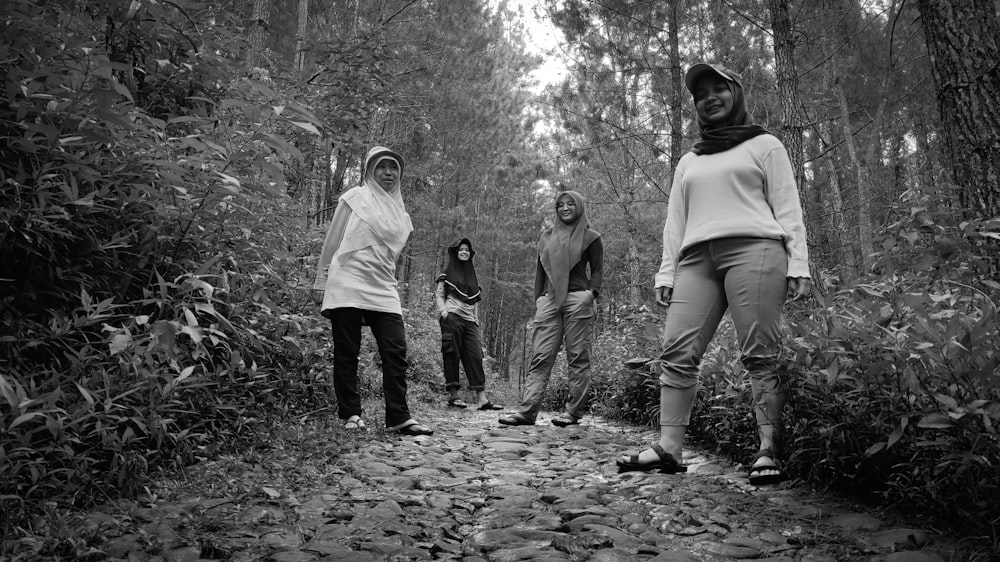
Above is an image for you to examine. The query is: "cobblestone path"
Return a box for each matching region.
[92,406,959,561]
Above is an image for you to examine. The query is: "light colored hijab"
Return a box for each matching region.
[538,190,600,307]
[336,146,413,264]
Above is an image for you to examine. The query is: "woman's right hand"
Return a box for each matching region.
[655,286,673,308]
[440,310,449,320]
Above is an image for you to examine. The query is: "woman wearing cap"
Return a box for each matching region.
[435,238,504,411]
[617,63,811,484]
[314,146,433,436]
[499,190,603,428]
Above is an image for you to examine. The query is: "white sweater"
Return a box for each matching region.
[655,134,810,288]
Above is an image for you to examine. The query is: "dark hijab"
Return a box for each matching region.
[686,63,769,155]
[437,238,481,304]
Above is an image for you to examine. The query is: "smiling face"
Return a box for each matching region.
[372,158,399,192]
[556,194,579,224]
[693,75,734,125]
[457,244,471,262]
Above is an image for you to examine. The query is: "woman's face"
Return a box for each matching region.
[556,194,579,224]
[373,159,399,192]
[693,75,734,124]
[457,244,471,261]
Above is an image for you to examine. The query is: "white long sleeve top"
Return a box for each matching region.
[313,189,405,315]
[654,134,810,288]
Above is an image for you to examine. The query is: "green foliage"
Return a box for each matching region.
[779,200,1000,538]
[0,0,330,541]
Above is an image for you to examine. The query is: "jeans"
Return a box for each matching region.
[440,315,486,391]
[658,237,788,426]
[517,290,595,421]
[328,308,411,427]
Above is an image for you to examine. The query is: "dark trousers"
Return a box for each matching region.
[440,315,486,391]
[329,308,411,427]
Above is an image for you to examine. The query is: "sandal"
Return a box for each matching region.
[344,415,367,430]
[551,413,580,427]
[748,448,785,485]
[477,401,504,410]
[393,420,434,436]
[498,413,535,426]
[617,443,687,474]
[448,398,468,409]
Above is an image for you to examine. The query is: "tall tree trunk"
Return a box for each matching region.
[821,125,855,279]
[247,0,271,72]
[668,1,683,170]
[295,0,309,72]
[768,0,805,191]
[768,0,821,289]
[837,79,874,270]
[916,0,1000,218]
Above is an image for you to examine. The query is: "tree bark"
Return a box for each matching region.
[296,0,309,72]
[916,0,1000,218]
[768,0,822,289]
[668,1,683,170]
[247,0,271,72]
[837,78,874,271]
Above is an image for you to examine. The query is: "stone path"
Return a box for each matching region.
[90,406,960,561]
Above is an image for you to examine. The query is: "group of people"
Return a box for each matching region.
[313,62,811,485]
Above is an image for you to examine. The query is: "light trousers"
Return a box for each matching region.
[517,290,595,421]
[658,237,788,428]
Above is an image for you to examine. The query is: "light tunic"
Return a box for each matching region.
[314,185,409,315]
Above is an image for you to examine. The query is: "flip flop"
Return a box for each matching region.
[616,443,687,474]
[344,415,367,430]
[477,401,504,410]
[748,448,786,485]
[394,420,434,436]
[448,398,468,409]
[498,413,535,426]
[551,413,580,427]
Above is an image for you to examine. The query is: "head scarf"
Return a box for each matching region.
[437,238,481,304]
[537,190,600,308]
[685,63,769,155]
[336,146,413,264]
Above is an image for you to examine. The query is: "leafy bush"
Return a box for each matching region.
[0,0,330,539]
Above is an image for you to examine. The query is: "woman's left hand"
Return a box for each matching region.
[787,277,812,301]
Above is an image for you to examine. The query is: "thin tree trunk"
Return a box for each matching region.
[668,1,683,170]
[295,0,309,72]
[838,79,874,270]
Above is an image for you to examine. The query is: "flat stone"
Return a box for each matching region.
[869,528,930,549]
[468,528,562,552]
[706,542,761,558]
[485,441,530,453]
[885,552,947,562]
[826,512,884,531]
[267,551,317,562]
[649,550,702,561]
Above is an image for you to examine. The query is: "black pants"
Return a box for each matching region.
[329,308,411,427]
[440,314,486,392]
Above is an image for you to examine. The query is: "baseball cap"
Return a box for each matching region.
[685,63,742,93]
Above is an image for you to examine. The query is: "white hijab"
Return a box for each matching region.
[336,146,413,264]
